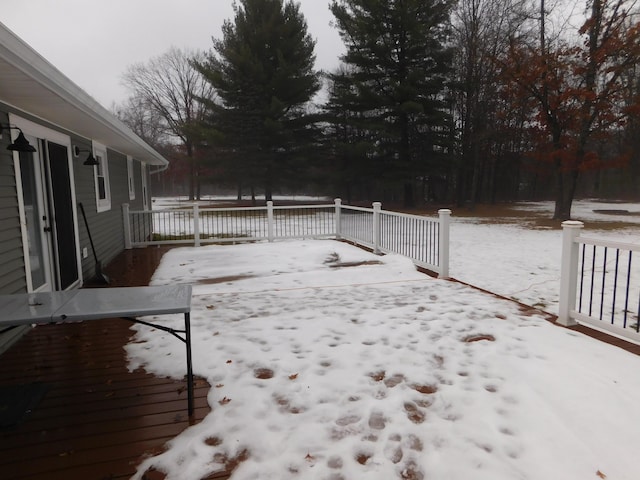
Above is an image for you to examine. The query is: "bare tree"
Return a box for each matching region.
[499,0,640,219]
[121,47,216,199]
[112,95,165,147]
[451,0,534,207]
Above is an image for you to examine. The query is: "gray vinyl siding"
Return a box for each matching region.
[0,106,157,288]
[74,143,148,280]
[0,111,27,295]
[72,136,101,281]
[82,149,127,277]
[0,111,29,354]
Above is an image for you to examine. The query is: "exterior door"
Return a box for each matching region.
[17,140,53,292]
[43,140,80,290]
[13,117,81,292]
[141,163,149,210]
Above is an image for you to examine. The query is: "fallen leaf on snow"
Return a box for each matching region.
[596,471,607,479]
[219,397,231,405]
[289,373,298,380]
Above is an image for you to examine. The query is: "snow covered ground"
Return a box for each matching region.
[127,203,640,479]
[451,200,640,312]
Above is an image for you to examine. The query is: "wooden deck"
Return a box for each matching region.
[0,247,229,480]
[3,246,640,480]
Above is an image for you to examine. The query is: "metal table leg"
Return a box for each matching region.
[185,311,194,416]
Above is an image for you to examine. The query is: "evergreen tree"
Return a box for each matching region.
[323,65,376,203]
[195,0,320,201]
[330,0,454,207]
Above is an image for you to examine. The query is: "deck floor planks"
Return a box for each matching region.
[0,247,231,480]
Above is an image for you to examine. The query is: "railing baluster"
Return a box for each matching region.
[637,285,640,333]
[600,247,607,321]
[611,249,619,325]
[589,245,596,317]
[624,251,632,329]
[579,244,586,313]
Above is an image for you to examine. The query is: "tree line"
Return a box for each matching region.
[116,0,640,219]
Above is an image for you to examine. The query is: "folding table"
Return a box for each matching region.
[0,285,194,416]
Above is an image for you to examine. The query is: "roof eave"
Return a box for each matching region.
[0,21,168,167]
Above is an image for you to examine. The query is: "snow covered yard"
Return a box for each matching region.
[128,239,640,480]
[451,200,640,312]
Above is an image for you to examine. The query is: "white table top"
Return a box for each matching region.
[0,291,77,325]
[0,285,192,326]
[56,285,192,321]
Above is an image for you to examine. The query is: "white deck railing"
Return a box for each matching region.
[123,199,451,277]
[558,221,640,344]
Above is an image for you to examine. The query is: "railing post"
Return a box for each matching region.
[334,198,342,239]
[558,220,584,326]
[122,203,132,249]
[373,202,382,254]
[438,209,451,279]
[193,203,201,247]
[267,201,274,242]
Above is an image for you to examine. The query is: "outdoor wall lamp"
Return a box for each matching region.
[0,124,36,152]
[74,145,99,166]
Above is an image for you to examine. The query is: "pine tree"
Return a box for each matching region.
[330,0,454,207]
[195,0,320,201]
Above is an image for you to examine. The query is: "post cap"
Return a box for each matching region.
[561,220,584,228]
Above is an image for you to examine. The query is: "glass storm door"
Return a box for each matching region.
[18,142,52,292]
[18,136,80,291]
[141,163,149,210]
[43,140,80,290]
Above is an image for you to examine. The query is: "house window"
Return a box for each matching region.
[127,156,136,200]
[93,142,111,212]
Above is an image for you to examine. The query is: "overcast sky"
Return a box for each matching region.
[1,0,344,108]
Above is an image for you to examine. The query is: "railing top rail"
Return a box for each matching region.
[379,209,439,221]
[341,205,373,213]
[576,235,640,253]
[132,206,268,214]
[130,209,195,214]
[271,204,336,211]
[135,204,338,215]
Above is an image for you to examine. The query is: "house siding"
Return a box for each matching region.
[72,142,148,280]
[0,111,27,294]
[0,111,29,354]
[79,148,128,278]
[0,105,154,285]
[0,110,157,351]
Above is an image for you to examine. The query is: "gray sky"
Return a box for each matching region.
[1,0,344,108]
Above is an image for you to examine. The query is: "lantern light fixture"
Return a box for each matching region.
[0,124,36,153]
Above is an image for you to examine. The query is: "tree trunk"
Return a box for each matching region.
[553,164,565,220]
[188,156,195,201]
[469,141,482,211]
[553,170,579,220]
[403,182,415,208]
[187,142,195,201]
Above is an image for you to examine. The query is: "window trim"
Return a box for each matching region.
[92,141,111,212]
